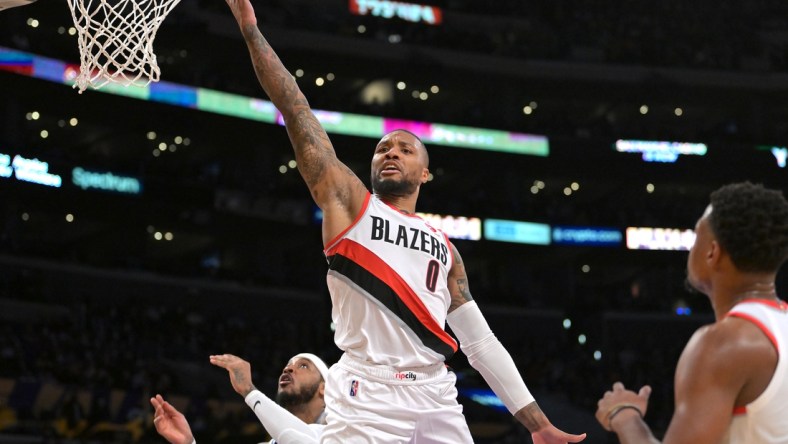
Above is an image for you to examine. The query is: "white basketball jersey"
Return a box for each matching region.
[722,299,788,443]
[323,193,458,368]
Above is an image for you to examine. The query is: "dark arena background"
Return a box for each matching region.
[1,0,787,442]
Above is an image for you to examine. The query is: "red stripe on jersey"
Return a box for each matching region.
[726,312,779,351]
[734,298,788,311]
[324,192,372,253]
[732,406,747,415]
[331,238,458,353]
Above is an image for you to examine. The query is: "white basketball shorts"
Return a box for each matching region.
[320,353,474,444]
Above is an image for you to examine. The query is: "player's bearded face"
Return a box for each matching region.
[276,379,321,408]
[371,171,420,196]
[370,131,428,197]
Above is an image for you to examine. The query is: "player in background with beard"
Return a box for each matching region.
[151,353,330,443]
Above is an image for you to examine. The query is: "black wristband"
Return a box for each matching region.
[606,403,644,431]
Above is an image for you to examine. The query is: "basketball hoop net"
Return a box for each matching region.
[66,0,182,93]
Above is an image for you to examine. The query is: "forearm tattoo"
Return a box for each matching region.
[243,25,335,189]
[232,368,255,396]
[449,246,474,311]
[517,403,547,432]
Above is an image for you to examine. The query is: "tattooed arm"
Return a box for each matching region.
[209,354,256,396]
[224,0,367,244]
[446,242,473,313]
[445,243,586,443]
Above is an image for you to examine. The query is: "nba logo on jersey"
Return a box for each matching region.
[349,380,359,397]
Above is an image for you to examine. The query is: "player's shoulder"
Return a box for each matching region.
[686,315,775,368]
[691,315,764,345]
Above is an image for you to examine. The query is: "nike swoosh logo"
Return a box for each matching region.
[253,400,261,410]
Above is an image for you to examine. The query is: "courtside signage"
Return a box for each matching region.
[72,167,142,194]
[417,213,482,241]
[626,227,696,251]
[484,219,551,245]
[0,152,62,187]
[349,0,442,25]
[0,46,549,157]
[552,226,622,247]
[615,139,707,163]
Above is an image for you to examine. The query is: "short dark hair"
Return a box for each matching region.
[708,182,788,272]
[384,129,429,166]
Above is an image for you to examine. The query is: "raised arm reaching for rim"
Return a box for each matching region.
[224,0,368,245]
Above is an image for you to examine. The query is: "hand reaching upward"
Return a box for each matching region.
[210,354,256,397]
[224,0,257,28]
[150,394,194,444]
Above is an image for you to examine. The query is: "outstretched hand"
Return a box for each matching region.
[596,382,651,431]
[531,424,587,444]
[209,354,256,397]
[224,0,257,28]
[515,402,586,444]
[150,394,194,444]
